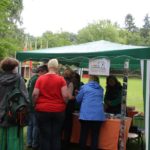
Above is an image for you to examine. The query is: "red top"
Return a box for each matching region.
[34,73,67,112]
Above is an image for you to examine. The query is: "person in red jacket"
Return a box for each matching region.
[32,59,70,150]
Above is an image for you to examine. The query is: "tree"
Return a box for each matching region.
[141,14,150,39]
[125,14,137,32]
[139,14,150,45]
[77,20,123,44]
[0,0,24,59]
[36,31,77,48]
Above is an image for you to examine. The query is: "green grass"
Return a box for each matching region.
[81,76,144,112]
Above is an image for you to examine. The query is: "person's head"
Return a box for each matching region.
[36,65,48,76]
[0,57,19,73]
[63,68,73,80]
[106,75,119,87]
[47,59,59,72]
[73,72,81,83]
[89,75,99,83]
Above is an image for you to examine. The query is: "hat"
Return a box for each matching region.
[34,65,48,73]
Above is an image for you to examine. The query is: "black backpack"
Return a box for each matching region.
[2,78,29,127]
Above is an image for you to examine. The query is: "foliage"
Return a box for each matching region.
[140,14,150,45]
[26,31,77,50]
[141,14,150,38]
[0,0,150,59]
[125,14,137,32]
[76,20,121,43]
[0,0,24,59]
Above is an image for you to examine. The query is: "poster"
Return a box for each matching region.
[89,58,110,75]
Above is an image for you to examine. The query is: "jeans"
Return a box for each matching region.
[79,120,102,150]
[27,112,39,148]
[36,111,65,150]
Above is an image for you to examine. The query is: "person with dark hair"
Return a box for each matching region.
[72,72,84,92]
[0,57,29,150]
[62,68,75,150]
[72,72,84,111]
[104,75,122,114]
[76,75,106,150]
[27,65,48,150]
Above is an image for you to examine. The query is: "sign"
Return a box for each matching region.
[89,58,110,75]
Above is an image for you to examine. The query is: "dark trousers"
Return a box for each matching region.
[62,114,73,149]
[79,120,102,150]
[62,101,75,150]
[36,111,65,150]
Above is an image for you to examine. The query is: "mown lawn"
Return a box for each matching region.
[81,76,144,112]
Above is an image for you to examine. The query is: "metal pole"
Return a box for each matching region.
[119,60,129,150]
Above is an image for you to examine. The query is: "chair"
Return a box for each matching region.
[128,132,139,143]
[127,115,145,150]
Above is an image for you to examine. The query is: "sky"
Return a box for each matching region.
[21,0,150,37]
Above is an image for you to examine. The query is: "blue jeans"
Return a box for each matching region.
[36,111,65,150]
[27,112,39,148]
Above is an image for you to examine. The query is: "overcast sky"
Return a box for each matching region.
[21,0,150,36]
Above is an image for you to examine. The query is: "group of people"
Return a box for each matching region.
[0,57,123,150]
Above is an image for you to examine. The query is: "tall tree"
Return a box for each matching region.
[0,0,24,59]
[125,14,137,32]
[141,14,150,38]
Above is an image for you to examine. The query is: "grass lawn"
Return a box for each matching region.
[81,76,144,112]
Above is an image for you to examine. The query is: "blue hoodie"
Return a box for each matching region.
[76,81,106,121]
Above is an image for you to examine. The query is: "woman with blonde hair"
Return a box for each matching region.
[32,59,70,150]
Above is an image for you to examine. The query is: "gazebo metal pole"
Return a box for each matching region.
[119,60,129,150]
[141,60,150,150]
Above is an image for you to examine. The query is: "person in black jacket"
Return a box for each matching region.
[104,75,122,114]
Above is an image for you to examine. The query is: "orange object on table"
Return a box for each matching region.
[70,114,132,150]
[127,110,139,118]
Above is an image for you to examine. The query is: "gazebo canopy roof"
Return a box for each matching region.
[16,40,150,70]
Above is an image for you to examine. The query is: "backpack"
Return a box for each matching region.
[3,78,29,127]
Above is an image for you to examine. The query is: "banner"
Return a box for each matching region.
[89,58,110,75]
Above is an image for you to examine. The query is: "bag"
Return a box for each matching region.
[5,78,29,127]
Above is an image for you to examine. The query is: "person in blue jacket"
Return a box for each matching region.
[76,75,106,150]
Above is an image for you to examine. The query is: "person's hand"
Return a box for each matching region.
[68,93,75,100]
[69,95,75,100]
[74,89,78,96]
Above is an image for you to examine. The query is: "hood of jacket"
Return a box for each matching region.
[87,81,103,90]
[0,72,20,86]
